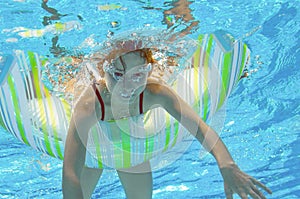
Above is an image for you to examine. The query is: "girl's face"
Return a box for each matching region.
[104,51,152,101]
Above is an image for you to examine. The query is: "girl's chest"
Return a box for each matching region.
[101,94,142,121]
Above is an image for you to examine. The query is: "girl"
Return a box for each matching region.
[62,32,272,199]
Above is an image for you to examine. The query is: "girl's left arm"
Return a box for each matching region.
[151,84,272,199]
[155,84,234,168]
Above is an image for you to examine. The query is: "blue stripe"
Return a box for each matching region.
[0,55,14,84]
[0,87,16,137]
[33,134,46,153]
[208,40,216,68]
[233,42,242,83]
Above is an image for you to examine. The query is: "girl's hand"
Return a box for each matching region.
[220,163,272,199]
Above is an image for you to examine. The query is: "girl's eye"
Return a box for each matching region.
[113,72,124,80]
[132,73,145,78]
[131,73,146,82]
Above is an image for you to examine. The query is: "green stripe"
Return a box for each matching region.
[237,44,248,83]
[193,35,203,104]
[28,52,43,99]
[202,35,213,120]
[121,131,131,168]
[28,52,54,157]
[91,127,103,169]
[163,114,171,152]
[223,52,233,93]
[44,90,63,159]
[46,98,63,159]
[0,114,6,129]
[7,75,29,145]
[171,120,179,147]
[144,133,154,161]
[218,52,232,110]
[202,90,209,121]
[36,55,64,159]
[205,35,214,67]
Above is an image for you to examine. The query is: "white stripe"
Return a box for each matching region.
[2,83,23,142]
[217,42,225,109]
[198,35,208,118]
[129,116,137,165]
[53,97,69,142]
[154,109,165,153]
[17,52,32,106]
[16,51,36,110]
[0,87,16,136]
[10,62,37,149]
[99,122,115,168]
[210,40,222,116]
[34,52,59,157]
[16,51,41,149]
[138,116,146,164]
[233,42,242,83]
[16,51,44,153]
[227,42,240,97]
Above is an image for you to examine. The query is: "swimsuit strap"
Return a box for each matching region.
[92,83,105,121]
[139,91,144,114]
[92,83,143,120]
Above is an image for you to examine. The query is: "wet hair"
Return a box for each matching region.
[97,48,155,77]
[44,48,178,100]
[139,48,155,64]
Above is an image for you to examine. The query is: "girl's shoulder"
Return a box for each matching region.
[144,78,175,107]
[145,78,167,95]
[72,83,101,113]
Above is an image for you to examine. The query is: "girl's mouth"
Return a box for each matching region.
[120,91,135,99]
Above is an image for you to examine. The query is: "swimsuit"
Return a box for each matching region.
[85,84,184,169]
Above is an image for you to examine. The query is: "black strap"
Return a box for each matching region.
[92,84,105,120]
[139,92,144,114]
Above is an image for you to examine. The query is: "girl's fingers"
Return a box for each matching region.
[224,184,234,199]
[250,184,267,199]
[248,189,262,199]
[225,190,233,199]
[237,192,248,199]
[251,178,272,194]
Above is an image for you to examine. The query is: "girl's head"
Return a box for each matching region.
[102,48,154,100]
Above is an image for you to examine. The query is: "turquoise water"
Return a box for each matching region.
[1,0,300,198]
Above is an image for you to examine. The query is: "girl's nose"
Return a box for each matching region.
[122,76,138,89]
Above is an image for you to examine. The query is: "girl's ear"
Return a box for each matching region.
[147,64,154,77]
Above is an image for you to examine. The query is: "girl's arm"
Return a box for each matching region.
[148,83,272,199]
[152,83,234,167]
[62,86,99,199]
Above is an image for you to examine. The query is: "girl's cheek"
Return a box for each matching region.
[104,76,115,92]
[106,81,115,93]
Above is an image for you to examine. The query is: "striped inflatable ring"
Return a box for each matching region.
[0,30,250,169]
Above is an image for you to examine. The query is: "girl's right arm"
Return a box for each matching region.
[62,86,100,199]
[62,114,86,199]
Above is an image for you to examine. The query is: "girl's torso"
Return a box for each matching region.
[91,80,162,122]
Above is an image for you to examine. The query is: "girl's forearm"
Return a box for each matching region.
[195,119,235,168]
[62,174,84,199]
[62,118,87,199]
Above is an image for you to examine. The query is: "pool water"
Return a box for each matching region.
[0,0,300,198]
